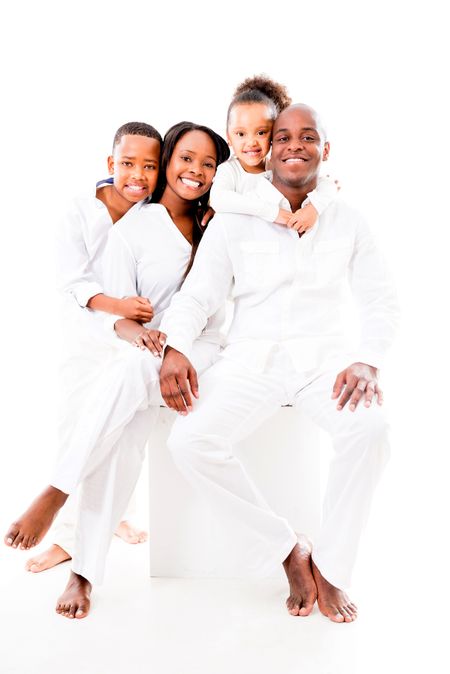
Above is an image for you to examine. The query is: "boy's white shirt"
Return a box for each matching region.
[160,177,399,374]
[55,182,123,308]
[210,155,339,221]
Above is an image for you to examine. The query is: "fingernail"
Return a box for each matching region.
[337,405,342,410]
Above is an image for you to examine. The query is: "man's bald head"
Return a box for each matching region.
[273,103,327,142]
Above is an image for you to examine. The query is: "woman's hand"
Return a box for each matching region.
[133,329,167,357]
[116,296,153,322]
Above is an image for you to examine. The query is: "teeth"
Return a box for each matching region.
[127,185,145,191]
[285,158,306,163]
[181,178,201,188]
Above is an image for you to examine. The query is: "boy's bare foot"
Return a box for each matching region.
[56,571,92,619]
[312,561,358,623]
[283,535,317,616]
[114,520,148,544]
[4,486,68,550]
[26,544,71,573]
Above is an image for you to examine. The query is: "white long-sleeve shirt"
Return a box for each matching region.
[56,182,119,308]
[101,201,225,345]
[210,155,339,222]
[160,179,399,373]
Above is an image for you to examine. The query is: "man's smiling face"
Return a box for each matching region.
[271,105,329,188]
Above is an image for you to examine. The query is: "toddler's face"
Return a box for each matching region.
[227,103,273,173]
[108,134,160,203]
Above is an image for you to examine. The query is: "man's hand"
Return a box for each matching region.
[160,348,199,415]
[133,330,166,357]
[117,296,153,322]
[332,362,383,411]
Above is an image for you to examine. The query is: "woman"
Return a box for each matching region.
[5,122,230,619]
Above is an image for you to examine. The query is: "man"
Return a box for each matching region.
[158,104,399,623]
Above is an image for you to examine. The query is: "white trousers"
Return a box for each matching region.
[51,339,220,584]
[50,303,139,556]
[167,347,390,589]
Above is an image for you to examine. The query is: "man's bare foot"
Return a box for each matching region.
[4,486,68,551]
[114,520,148,544]
[56,571,92,619]
[283,535,317,616]
[312,561,358,623]
[25,544,71,573]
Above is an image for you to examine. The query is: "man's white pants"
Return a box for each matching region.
[50,339,220,585]
[167,347,390,590]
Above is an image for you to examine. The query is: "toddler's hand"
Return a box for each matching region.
[287,203,318,234]
[274,208,292,226]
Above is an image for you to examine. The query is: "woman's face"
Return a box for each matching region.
[164,130,217,202]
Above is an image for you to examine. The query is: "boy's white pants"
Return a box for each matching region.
[50,339,220,584]
[167,346,390,590]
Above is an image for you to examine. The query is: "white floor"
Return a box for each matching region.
[0,498,444,674]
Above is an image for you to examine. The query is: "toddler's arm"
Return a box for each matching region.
[210,162,280,223]
[287,175,340,233]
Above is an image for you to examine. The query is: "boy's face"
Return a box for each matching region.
[227,103,273,174]
[108,134,161,203]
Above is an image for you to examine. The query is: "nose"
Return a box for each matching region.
[189,161,203,176]
[132,164,144,179]
[287,136,304,152]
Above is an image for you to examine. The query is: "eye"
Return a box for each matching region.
[275,136,288,143]
[181,155,191,162]
[235,131,244,137]
[204,162,215,169]
[145,164,157,170]
[121,161,133,167]
[257,130,268,136]
[302,136,316,142]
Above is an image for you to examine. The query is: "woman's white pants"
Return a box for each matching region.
[50,340,220,584]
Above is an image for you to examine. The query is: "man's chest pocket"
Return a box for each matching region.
[313,238,353,283]
[239,241,280,287]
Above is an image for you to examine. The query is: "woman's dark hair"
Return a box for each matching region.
[226,74,292,127]
[152,121,230,275]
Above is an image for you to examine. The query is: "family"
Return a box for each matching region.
[4,75,399,623]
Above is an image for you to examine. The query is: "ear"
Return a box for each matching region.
[322,141,330,162]
[107,155,114,175]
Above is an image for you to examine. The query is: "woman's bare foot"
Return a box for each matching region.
[283,536,317,616]
[312,561,358,623]
[25,544,71,573]
[114,520,148,544]
[56,571,92,619]
[4,486,68,550]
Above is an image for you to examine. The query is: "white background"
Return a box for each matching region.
[1,0,449,662]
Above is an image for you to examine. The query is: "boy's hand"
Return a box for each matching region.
[287,203,318,234]
[160,348,198,415]
[201,207,215,227]
[117,296,153,322]
[133,330,166,357]
[274,208,293,226]
[331,362,383,411]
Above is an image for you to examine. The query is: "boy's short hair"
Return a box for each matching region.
[112,122,162,152]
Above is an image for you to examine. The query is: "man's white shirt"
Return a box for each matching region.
[160,179,399,373]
